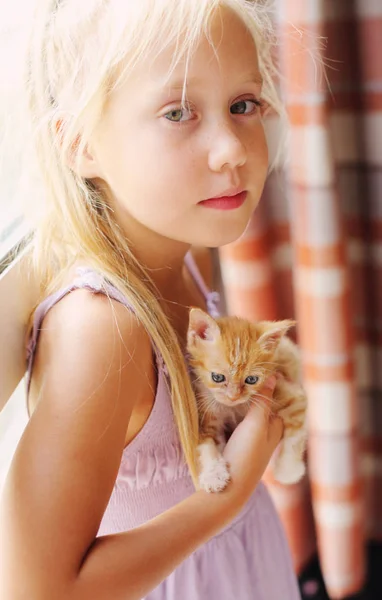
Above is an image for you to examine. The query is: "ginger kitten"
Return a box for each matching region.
[187,308,307,492]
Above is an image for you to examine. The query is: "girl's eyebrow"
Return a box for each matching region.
[163,71,264,91]
[241,72,264,86]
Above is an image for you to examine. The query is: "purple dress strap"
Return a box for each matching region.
[184,252,220,318]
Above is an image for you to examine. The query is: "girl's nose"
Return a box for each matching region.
[208,122,247,173]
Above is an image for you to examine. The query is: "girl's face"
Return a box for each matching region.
[89,8,269,248]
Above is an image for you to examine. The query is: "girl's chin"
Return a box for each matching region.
[203,206,256,247]
[196,230,249,249]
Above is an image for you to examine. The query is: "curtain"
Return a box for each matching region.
[219,1,382,598]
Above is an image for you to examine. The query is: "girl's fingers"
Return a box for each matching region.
[247,375,276,419]
[262,375,277,393]
[245,375,284,445]
[268,415,284,445]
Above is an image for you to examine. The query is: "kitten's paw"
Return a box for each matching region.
[199,457,231,493]
[273,458,305,485]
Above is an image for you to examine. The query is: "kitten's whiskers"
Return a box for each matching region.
[198,392,221,426]
[249,392,279,414]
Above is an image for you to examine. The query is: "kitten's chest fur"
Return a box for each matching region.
[195,382,253,441]
[212,401,248,434]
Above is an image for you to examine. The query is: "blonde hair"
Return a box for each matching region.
[25,0,283,484]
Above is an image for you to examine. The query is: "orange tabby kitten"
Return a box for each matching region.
[187,308,307,492]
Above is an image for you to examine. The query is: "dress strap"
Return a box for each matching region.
[184,252,221,318]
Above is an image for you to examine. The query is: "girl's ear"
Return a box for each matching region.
[55,119,100,179]
[73,142,100,179]
[257,319,296,352]
[187,308,221,346]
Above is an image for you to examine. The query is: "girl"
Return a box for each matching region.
[0,1,301,599]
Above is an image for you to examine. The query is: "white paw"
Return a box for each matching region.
[273,458,306,485]
[199,457,231,493]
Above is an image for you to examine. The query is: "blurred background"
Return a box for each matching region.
[1,2,381,599]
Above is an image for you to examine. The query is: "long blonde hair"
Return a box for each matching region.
[25,0,283,483]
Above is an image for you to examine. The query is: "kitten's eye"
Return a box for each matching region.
[245,376,259,385]
[211,372,226,383]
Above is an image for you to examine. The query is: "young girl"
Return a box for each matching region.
[0,1,301,599]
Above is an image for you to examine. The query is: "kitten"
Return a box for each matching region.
[187,308,307,493]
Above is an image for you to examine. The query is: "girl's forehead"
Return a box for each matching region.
[115,7,260,94]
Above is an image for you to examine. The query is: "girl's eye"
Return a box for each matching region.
[245,375,259,385]
[230,99,262,115]
[211,372,226,383]
[164,107,193,123]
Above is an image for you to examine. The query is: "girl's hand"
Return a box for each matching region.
[223,376,283,502]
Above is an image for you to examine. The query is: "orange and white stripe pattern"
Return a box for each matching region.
[219,1,382,598]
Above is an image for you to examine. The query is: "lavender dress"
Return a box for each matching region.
[26,254,300,600]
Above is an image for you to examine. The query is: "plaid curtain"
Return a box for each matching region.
[219,1,382,598]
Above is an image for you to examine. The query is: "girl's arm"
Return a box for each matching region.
[0,290,281,600]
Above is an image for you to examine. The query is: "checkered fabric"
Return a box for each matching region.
[219,1,382,598]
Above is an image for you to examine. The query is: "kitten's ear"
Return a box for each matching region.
[257,319,296,351]
[188,308,221,345]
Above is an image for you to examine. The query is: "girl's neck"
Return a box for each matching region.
[132,240,206,345]
[112,203,192,297]
[134,238,191,299]
[101,200,207,341]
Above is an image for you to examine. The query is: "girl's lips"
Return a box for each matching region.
[198,191,248,210]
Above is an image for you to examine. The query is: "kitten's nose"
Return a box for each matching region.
[229,394,241,403]
[227,385,243,403]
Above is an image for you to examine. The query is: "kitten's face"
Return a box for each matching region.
[187,310,294,408]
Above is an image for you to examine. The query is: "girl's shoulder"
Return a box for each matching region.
[27,265,140,365]
[32,282,151,387]
[26,268,154,418]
